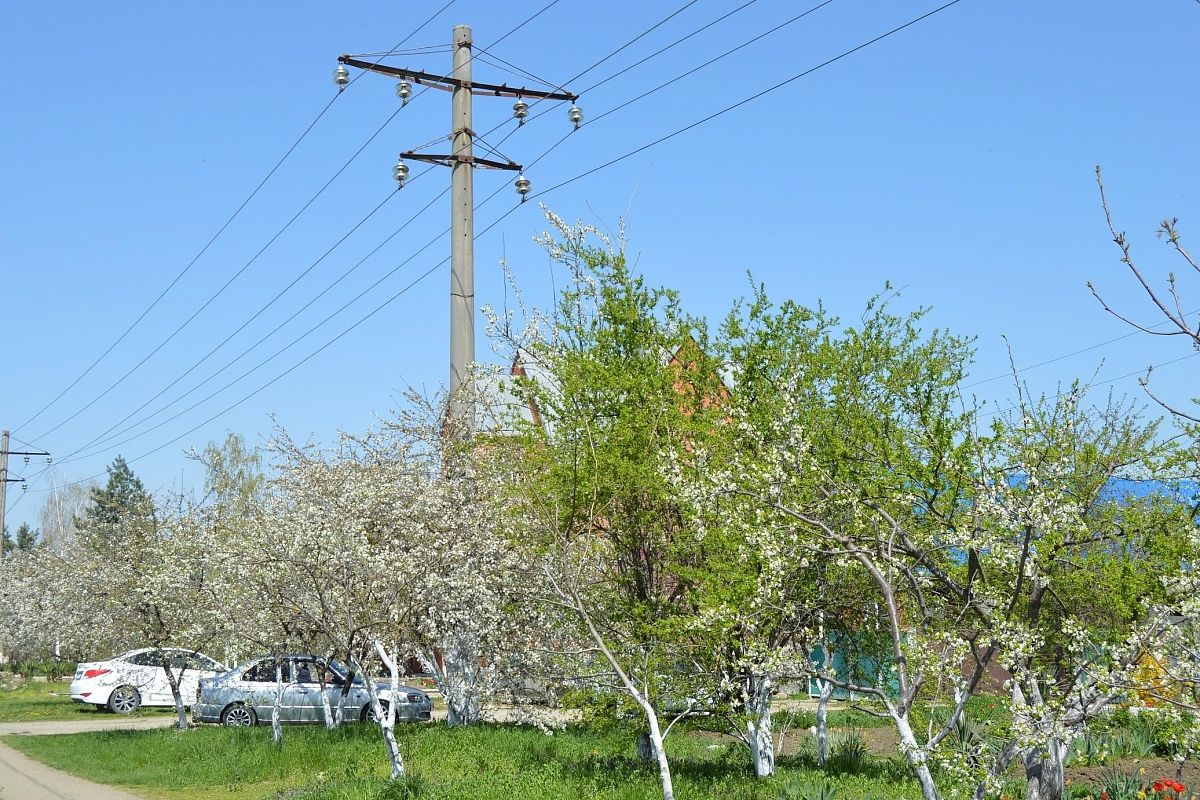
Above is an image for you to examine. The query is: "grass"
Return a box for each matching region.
[0,684,174,722]
[3,720,926,800]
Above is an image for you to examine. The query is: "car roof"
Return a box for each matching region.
[115,647,206,659]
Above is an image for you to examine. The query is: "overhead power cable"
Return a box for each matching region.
[29,104,408,443]
[977,353,1199,421]
[14,0,965,501]
[961,311,1199,389]
[14,1,460,439]
[23,0,567,448]
[75,182,447,457]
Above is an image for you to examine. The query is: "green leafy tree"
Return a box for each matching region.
[14,523,37,551]
[80,455,153,529]
[494,212,727,800]
[192,432,264,514]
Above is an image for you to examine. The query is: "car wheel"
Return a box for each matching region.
[362,699,391,723]
[108,685,141,715]
[221,703,257,727]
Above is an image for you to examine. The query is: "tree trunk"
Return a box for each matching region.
[639,701,676,800]
[745,673,775,777]
[895,714,940,800]
[367,645,406,779]
[636,730,659,761]
[271,660,284,745]
[816,677,833,767]
[162,661,189,731]
[1023,739,1068,800]
[318,678,336,729]
[419,639,483,727]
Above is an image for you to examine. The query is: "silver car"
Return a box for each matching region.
[194,655,432,726]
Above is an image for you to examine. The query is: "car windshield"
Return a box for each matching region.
[326,659,364,685]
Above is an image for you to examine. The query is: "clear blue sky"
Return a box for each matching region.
[3,0,1198,531]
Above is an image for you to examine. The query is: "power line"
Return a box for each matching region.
[70,0,951,464]
[16,0,967,498]
[74,184,448,458]
[11,92,341,438]
[29,105,409,443]
[961,311,1199,389]
[588,0,838,127]
[536,0,968,199]
[67,186,415,457]
[25,3,565,448]
[978,353,1199,421]
[13,1,460,439]
[33,12,574,474]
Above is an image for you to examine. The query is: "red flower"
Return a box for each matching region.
[1172,783,1185,794]
[1100,792,1109,800]
[1153,782,1165,792]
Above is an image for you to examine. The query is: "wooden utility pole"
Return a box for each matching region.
[338,27,577,435]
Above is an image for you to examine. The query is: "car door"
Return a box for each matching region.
[179,653,223,706]
[289,658,327,723]
[326,660,370,723]
[123,651,168,704]
[244,659,287,721]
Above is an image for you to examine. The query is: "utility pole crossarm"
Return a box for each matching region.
[337,55,578,101]
[402,151,521,171]
[337,24,581,436]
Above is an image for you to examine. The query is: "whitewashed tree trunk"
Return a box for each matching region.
[367,643,406,779]
[745,673,775,777]
[271,660,284,745]
[895,713,940,800]
[816,676,833,767]
[639,699,675,800]
[318,677,336,729]
[1023,739,1068,800]
[572,597,676,800]
[162,659,190,731]
[417,636,484,727]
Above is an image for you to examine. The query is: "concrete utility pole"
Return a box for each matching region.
[0,431,8,561]
[449,25,475,430]
[0,432,51,559]
[337,28,578,436]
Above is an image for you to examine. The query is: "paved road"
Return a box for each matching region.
[0,716,174,800]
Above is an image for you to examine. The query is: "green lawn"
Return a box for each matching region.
[0,684,174,722]
[3,721,925,800]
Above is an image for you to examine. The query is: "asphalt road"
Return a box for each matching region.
[0,716,174,800]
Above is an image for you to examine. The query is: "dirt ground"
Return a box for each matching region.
[1065,759,1200,794]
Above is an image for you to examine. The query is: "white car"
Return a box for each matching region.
[70,648,227,714]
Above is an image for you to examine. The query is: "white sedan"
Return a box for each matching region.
[70,648,227,714]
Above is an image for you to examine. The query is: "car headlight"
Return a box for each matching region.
[405,693,426,704]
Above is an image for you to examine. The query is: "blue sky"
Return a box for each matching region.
[2,0,1199,530]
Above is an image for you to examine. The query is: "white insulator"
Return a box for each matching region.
[393,157,410,188]
[514,173,531,201]
[334,64,350,91]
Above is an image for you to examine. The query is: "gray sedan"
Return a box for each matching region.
[194,655,432,726]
